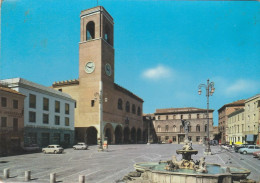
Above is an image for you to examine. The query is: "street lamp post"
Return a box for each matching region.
[198,79,215,155]
[95,81,104,152]
[146,116,151,145]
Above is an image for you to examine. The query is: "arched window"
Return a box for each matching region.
[157,125,161,132]
[137,107,141,116]
[165,125,169,132]
[196,124,200,132]
[132,104,136,114]
[126,101,130,112]
[188,125,191,132]
[118,98,123,110]
[205,124,207,132]
[104,25,112,44]
[180,125,184,133]
[173,125,176,132]
[86,21,95,40]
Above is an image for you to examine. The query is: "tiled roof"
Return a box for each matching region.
[218,100,245,112]
[228,108,245,117]
[114,83,143,103]
[0,86,25,97]
[52,79,79,87]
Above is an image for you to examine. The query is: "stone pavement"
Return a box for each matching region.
[0,144,259,183]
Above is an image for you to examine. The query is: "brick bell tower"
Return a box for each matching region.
[78,6,115,140]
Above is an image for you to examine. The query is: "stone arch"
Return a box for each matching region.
[118,98,123,110]
[86,126,98,145]
[196,124,200,132]
[132,104,136,114]
[104,123,115,144]
[86,21,95,40]
[131,127,136,144]
[173,125,176,132]
[137,128,142,143]
[180,125,184,133]
[205,124,207,132]
[115,125,123,144]
[123,127,130,144]
[157,125,161,132]
[137,107,141,116]
[126,101,130,112]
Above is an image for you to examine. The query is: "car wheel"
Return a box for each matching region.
[243,151,247,155]
[73,147,76,150]
[54,150,57,154]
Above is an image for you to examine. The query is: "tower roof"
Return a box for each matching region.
[80,6,113,23]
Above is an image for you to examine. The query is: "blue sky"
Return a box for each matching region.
[1,0,260,126]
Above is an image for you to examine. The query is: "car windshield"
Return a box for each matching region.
[57,146,61,148]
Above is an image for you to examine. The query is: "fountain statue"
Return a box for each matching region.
[121,119,253,183]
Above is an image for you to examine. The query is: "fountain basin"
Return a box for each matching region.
[134,162,250,183]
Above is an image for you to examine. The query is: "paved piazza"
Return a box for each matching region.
[0,144,259,183]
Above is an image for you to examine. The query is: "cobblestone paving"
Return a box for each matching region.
[0,144,259,183]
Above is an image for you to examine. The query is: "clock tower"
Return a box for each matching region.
[77,6,115,137]
[79,6,114,84]
[52,6,143,145]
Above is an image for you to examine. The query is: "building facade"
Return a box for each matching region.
[227,108,245,144]
[153,107,214,144]
[244,94,260,144]
[52,6,143,145]
[218,100,245,144]
[0,83,25,155]
[1,78,76,148]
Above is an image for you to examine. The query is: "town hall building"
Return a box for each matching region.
[52,6,144,145]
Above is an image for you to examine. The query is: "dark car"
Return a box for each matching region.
[210,140,218,146]
[234,144,249,153]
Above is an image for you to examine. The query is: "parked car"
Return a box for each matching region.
[210,140,218,146]
[234,144,249,152]
[73,143,88,150]
[42,145,64,154]
[23,144,41,152]
[221,144,232,150]
[252,150,260,158]
[238,145,260,154]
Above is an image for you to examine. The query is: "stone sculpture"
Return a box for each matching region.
[194,157,208,173]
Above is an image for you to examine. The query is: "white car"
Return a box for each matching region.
[42,145,64,154]
[73,143,88,150]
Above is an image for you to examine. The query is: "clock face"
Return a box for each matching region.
[105,63,112,76]
[85,62,95,73]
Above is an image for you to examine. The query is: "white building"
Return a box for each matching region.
[1,78,76,147]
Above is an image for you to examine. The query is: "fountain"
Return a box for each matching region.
[122,120,252,183]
